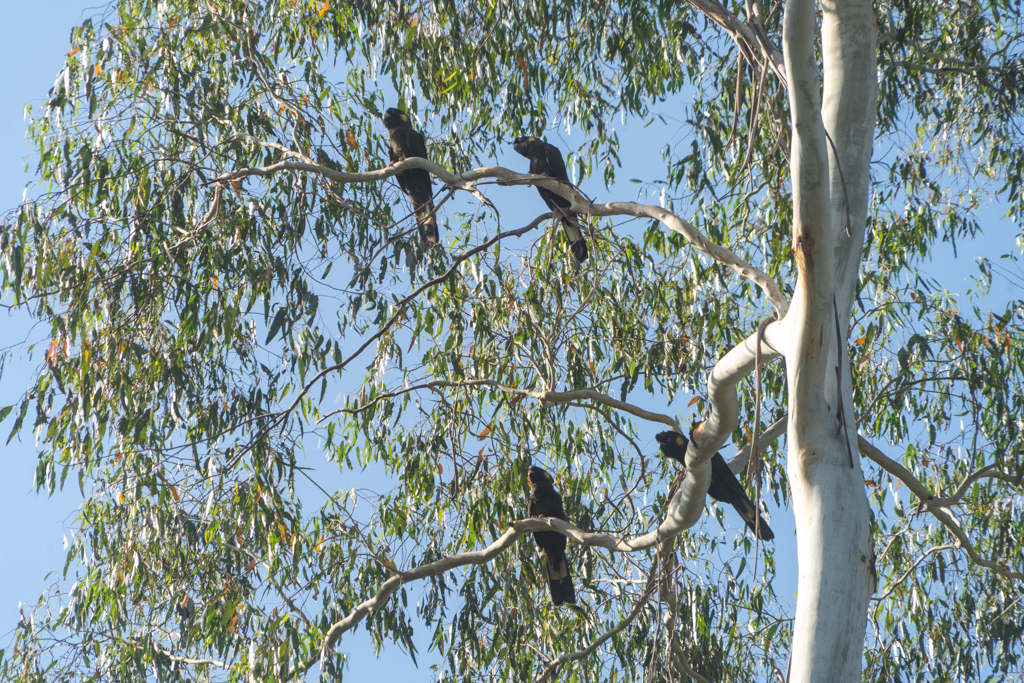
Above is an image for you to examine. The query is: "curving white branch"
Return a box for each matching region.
[691,321,785,460]
[656,321,786,532]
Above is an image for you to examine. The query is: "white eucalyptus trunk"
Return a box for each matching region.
[783,0,878,679]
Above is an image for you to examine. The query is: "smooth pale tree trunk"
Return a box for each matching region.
[783,0,877,679]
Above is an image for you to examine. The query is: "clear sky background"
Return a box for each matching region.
[1,3,1020,680]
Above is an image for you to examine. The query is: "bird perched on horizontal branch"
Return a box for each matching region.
[513,136,589,262]
[655,430,775,540]
[382,107,439,247]
[527,465,576,606]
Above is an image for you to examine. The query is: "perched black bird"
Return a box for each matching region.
[655,431,775,541]
[527,466,576,606]
[513,136,589,262]
[382,107,439,247]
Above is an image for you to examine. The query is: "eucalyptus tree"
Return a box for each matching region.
[2,0,1023,681]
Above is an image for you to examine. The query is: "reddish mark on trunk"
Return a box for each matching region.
[794,229,815,272]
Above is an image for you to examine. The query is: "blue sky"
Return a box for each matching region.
[1,3,1020,681]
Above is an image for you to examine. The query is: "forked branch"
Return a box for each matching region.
[290,516,694,681]
[533,561,660,683]
[683,0,788,86]
[858,436,1024,582]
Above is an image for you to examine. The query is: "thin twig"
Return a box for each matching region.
[726,53,746,150]
[741,62,769,174]
[532,564,660,682]
[748,314,776,550]
[872,543,957,601]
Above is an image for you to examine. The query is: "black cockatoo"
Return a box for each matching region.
[513,136,589,262]
[527,466,576,606]
[382,107,439,246]
[655,430,774,540]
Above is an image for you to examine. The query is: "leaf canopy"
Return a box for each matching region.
[1,0,1022,681]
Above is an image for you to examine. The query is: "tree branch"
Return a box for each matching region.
[727,414,789,473]
[533,388,679,428]
[858,436,1024,582]
[596,202,789,318]
[872,543,957,601]
[683,0,788,87]
[694,320,784,457]
[316,381,678,434]
[153,646,230,669]
[532,565,659,682]
[929,465,1023,507]
[291,516,693,680]
[214,158,790,317]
